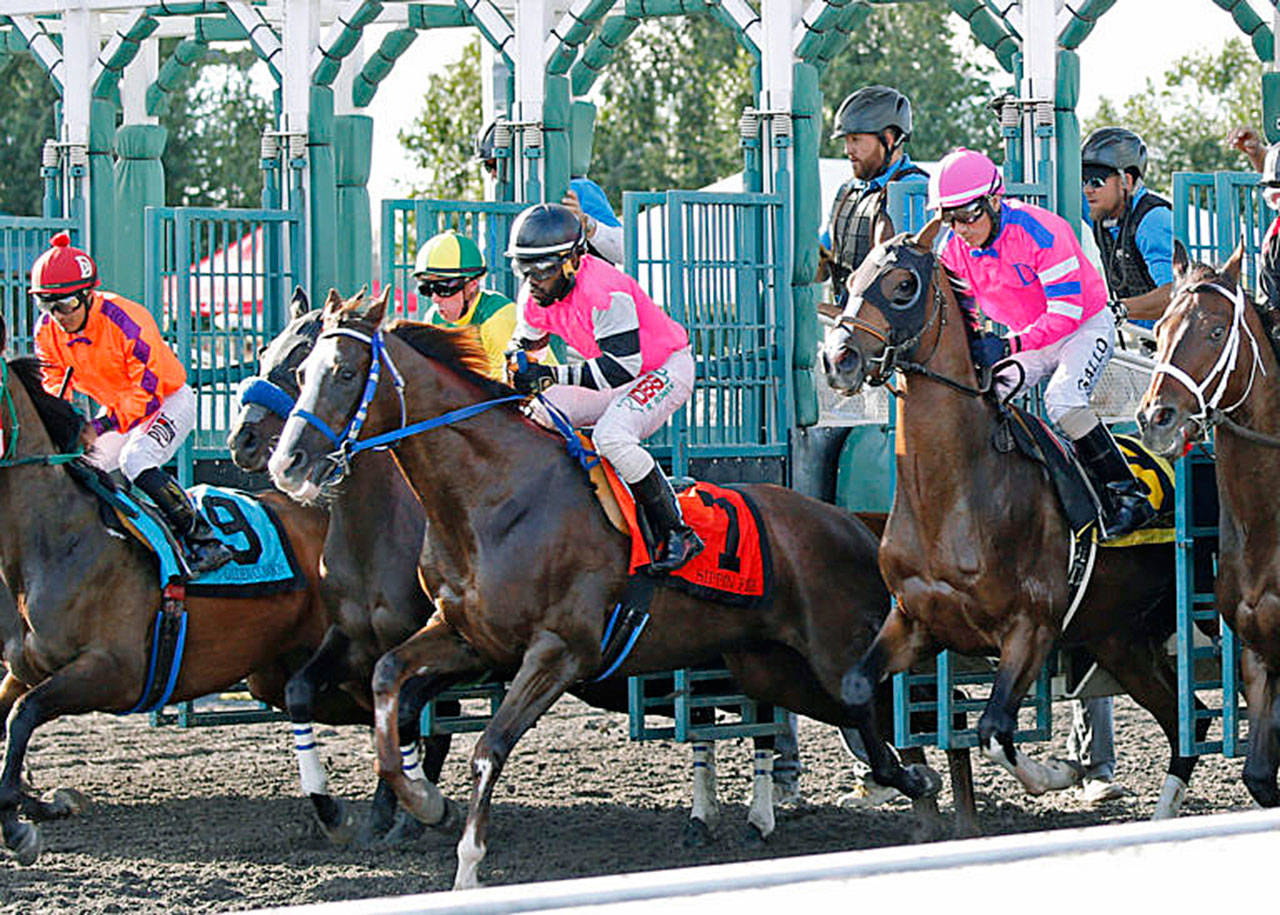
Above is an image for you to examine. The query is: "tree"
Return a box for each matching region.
[1084,38,1262,195]
[0,55,60,216]
[399,37,484,200]
[819,4,1001,162]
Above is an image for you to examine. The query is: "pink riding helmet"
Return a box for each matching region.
[927,148,1005,210]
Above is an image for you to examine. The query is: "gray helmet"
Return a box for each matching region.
[1264,143,1280,186]
[474,120,495,162]
[506,203,584,262]
[830,86,912,142]
[1081,127,1148,178]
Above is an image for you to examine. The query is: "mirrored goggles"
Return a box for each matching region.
[36,293,83,315]
[417,276,469,298]
[940,201,986,226]
[513,257,565,283]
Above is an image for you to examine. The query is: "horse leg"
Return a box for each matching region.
[839,607,942,799]
[977,622,1078,794]
[0,652,128,865]
[1240,648,1280,808]
[1091,634,1199,818]
[3,668,88,824]
[454,631,581,891]
[684,739,718,846]
[377,676,459,848]
[746,744,774,842]
[0,672,27,739]
[284,624,357,845]
[945,747,980,837]
[372,618,481,829]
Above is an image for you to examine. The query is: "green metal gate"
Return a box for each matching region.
[0,216,82,354]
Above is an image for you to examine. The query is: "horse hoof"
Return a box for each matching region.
[312,796,356,847]
[743,822,769,845]
[682,816,713,848]
[50,787,90,817]
[431,798,464,835]
[382,810,427,848]
[903,764,943,800]
[8,821,40,866]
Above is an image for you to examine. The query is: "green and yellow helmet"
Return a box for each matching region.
[413,230,487,280]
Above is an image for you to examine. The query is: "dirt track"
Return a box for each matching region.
[0,694,1257,914]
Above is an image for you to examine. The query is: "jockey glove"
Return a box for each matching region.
[512,361,557,394]
[970,331,1010,369]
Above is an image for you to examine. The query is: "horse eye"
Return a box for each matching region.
[1209,326,1226,341]
[339,367,357,382]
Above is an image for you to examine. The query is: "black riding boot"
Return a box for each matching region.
[134,468,235,575]
[1072,423,1158,539]
[630,466,704,574]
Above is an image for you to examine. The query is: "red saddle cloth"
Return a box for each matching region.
[599,461,771,607]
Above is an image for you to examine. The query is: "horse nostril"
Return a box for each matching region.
[836,349,859,374]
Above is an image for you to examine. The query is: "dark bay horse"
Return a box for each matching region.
[821,220,1202,818]
[0,324,363,865]
[1137,253,1280,806]
[265,288,973,889]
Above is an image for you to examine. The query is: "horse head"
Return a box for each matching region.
[1137,246,1259,458]
[821,218,944,395]
[268,286,390,503]
[228,287,322,471]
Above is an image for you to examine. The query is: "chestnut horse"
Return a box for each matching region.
[1137,252,1280,806]
[265,288,973,889]
[0,322,365,865]
[821,220,1203,817]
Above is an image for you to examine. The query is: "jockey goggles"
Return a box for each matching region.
[418,276,470,298]
[35,292,84,315]
[940,200,987,226]
[513,256,567,283]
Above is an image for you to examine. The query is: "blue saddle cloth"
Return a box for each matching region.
[114,484,305,597]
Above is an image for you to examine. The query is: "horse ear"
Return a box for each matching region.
[1222,240,1244,284]
[322,288,344,317]
[290,286,310,319]
[914,216,942,250]
[1172,239,1190,284]
[354,286,389,326]
[872,213,895,249]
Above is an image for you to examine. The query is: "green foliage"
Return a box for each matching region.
[1084,38,1262,195]
[819,4,1001,162]
[0,55,60,216]
[157,42,273,207]
[399,38,484,200]
[590,16,754,204]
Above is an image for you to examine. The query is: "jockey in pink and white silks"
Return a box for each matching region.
[931,148,1156,539]
[504,202,704,573]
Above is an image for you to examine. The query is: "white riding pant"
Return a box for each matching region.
[992,309,1115,426]
[87,384,196,483]
[527,346,694,483]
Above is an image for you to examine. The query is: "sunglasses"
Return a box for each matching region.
[418,277,469,298]
[37,293,83,315]
[940,202,986,226]
[1082,174,1115,190]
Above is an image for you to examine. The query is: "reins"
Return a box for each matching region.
[0,360,84,469]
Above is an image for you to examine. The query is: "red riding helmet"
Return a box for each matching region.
[30,232,99,296]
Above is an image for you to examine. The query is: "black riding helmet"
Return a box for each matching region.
[506,203,586,306]
[1081,127,1148,179]
[474,120,495,163]
[830,85,912,156]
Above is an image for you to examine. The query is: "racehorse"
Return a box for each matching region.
[1136,251,1280,807]
[0,317,367,865]
[821,219,1204,817]
[229,290,454,846]
[265,287,974,889]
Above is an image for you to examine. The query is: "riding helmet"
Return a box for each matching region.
[830,86,912,142]
[414,231,487,280]
[474,120,495,162]
[506,203,585,263]
[30,232,99,296]
[1081,127,1148,178]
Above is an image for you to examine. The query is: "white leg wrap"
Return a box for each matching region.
[292,722,328,796]
[401,742,425,782]
[689,742,719,827]
[1152,774,1187,820]
[747,749,775,838]
[982,736,1078,795]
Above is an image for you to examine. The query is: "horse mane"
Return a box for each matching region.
[7,356,86,453]
[385,319,520,403]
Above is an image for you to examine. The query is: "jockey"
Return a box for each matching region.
[503,202,703,573]
[822,85,927,308]
[1256,143,1280,316]
[414,230,519,381]
[930,149,1156,539]
[31,232,234,573]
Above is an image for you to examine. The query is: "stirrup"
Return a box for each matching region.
[649,528,704,574]
[185,539,234,574]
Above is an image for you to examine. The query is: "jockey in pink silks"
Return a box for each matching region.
[503,202,703,573]
[931,148,1155,538]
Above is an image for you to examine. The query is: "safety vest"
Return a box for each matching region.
[829,161,928,304]
[1091,190,1171,298]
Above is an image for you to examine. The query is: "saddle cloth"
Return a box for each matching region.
[88,472,305,596]
[1003,406,1174,548]
[594,457,771,608]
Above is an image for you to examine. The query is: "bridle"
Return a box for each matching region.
[0,360,83,469]
[1151,280,1278,447]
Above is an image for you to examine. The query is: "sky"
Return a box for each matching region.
[361,0,1262,203]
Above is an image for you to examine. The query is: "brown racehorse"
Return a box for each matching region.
[1137,252,1280,807]
[821,219,1204,818]
[265,288,974,889]
[0,321,360,866]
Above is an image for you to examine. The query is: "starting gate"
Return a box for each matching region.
[0,215,82,354]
